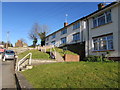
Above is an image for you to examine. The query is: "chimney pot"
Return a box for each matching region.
[64,22,68,27]
[98,3,105,10]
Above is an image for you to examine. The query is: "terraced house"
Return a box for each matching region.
[45,1,120,60]
[45,18,86,59]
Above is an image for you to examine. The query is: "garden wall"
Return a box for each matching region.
[64,54,80,62]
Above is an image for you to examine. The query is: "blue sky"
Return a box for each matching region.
[2,2,113,46]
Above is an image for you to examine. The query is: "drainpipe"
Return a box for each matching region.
[86,18,90,56]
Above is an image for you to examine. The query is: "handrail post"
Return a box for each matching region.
[17,53,32,71]
[45,47,46,53]
[17,62,19,71]
[15,56,18,71]
[3,56,5,61]
[29,53,32,65]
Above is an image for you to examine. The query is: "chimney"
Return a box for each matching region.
[98,3,105,10]
[64,22,68,27]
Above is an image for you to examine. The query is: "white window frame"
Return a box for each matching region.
[46,37,49,41]
[93,34,113,51]
[61,28,67,35]
[51,41,56,45]
[52,34,56,39]
[61,37,67,44]
[93,10,112,28]
[73,33,80,41]
[73,22,80,30]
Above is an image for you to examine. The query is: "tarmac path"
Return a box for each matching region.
[2,60,16,89]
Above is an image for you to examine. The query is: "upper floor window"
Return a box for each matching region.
[46,37,49,41]
[61,28,67,35]
[106,10,112,23]
[93,34,113,51]
[73,33,80,41]
[98,14,105,26]
[52,34,56,39]
[93,10,112,28]
[46,43,48,45]
[61,37,66,44]
[73,22,80,30]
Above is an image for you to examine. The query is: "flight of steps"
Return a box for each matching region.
[40,45,64,62]
[52,51,64,62]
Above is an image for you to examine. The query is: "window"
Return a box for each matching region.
[46,37,49,41]
[73,22,80,30]
[51,41,55,45]
[61,37,66,44]
[93,18,97,28]
[98,14,105,26]
[99,37,107,50]
[93,10,112,28]
[46,43,48,45]
[61,28,67,35]
[93,38,99,50]
[106,10,112,23]
[107,35,113,50]
[52,34,56,39]
[73,33,80,41]
[93,34,113,51]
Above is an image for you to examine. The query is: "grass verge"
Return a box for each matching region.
[22,62,119,88]
[17,50,51,60]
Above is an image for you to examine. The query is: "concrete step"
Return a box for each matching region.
[52,51,64,62]
[20,65,33,71]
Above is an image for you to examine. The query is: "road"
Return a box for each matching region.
[2,59,16,89]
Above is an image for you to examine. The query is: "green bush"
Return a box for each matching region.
[85,55,113,62]
[103,58,114,62]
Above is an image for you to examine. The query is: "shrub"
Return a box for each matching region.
[85,55,113,62]
[103,58,114,62]
[85,55,98,62]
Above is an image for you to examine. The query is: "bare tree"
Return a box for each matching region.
[29,23,50,47]
[36,24,50,46]
[28,23,38,47]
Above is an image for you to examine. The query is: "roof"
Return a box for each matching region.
[46,2,118,38]
[82,2,117,19]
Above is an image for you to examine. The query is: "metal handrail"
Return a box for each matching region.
[17,53,32,71]
[50,45,56,58]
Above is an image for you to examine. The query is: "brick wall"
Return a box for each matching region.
[64,54,80,62]
[60,42,85,60]
[15,40,23,47]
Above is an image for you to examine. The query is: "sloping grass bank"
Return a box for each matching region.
[47,47,78,57]
[17,50,51,60]
[22,62,119,88]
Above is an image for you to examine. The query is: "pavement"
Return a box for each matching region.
[2,59,16,89]
[16,72,33,89]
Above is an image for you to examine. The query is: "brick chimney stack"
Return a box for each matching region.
[64,22,68,27]
[98,3,105,10]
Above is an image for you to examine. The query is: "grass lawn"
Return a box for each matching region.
[17,50,51,60]
[22,62,119,88]
[47,47,78,57]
